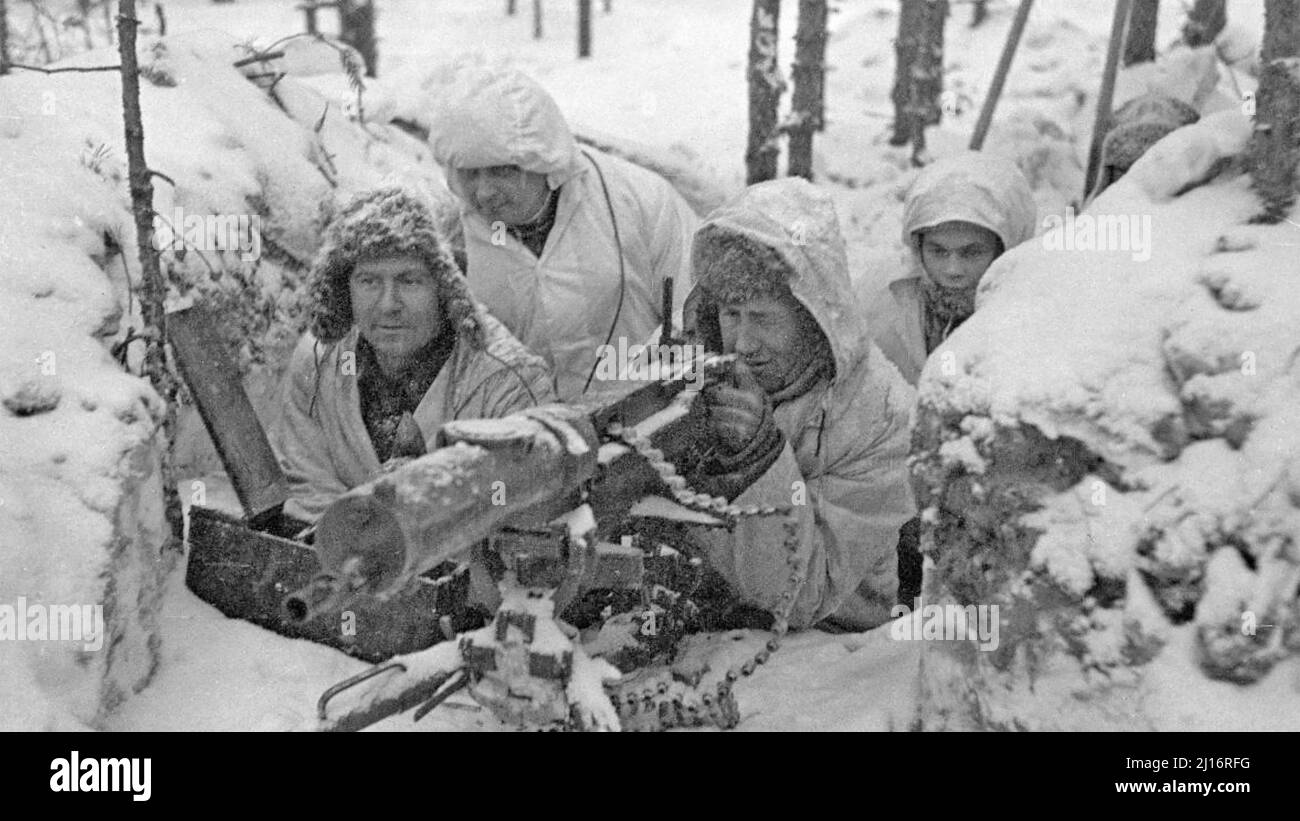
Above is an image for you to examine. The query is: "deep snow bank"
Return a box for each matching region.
[913,110,1300,730]
[0,32,452,728]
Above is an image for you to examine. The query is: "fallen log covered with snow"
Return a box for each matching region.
[912,110,1300,731]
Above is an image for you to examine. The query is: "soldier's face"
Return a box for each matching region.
[918,221,1002,291]
[350,255,442,364]
[717,291,821,394]
[452,165,551,226]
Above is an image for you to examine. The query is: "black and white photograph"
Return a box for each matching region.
[0,0,1295,761]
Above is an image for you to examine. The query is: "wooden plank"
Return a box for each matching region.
[168,305,288,523]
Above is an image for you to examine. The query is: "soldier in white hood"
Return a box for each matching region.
[860,151,1036,603]
[426,68,699,401]
[862,151,1037,386]
[683,178,916,631]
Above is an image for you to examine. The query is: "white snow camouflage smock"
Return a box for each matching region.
[270,311,556,523]
[861,151,1037,385]
[426,69,698,400]
[685,179,918,630]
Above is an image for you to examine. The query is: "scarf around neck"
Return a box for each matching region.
[356,330,456,462]
[921,279,977,353]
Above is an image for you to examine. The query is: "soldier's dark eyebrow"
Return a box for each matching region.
[925,239,990,253]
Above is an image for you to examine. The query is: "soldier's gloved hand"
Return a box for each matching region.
[695,361,785,501]
[706,361,773,456]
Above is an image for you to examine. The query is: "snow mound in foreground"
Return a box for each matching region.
[914,110,1300,730]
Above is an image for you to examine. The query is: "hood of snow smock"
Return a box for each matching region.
[900,151,1037,273]
[426,68,584,194]
[691,177,866,384]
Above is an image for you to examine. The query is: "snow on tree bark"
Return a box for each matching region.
[786,0,827,180]
[746,0,783,184]
[1182,0,1226,48]
[889,0,924,146]
[905,0,947,164]
[1123,0,1158,67]
[1248,0,1300,224]
[116,0,182,546]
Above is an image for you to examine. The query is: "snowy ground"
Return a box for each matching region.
[2,0,1279,731]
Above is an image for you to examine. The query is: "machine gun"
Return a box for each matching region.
[298,349,802,732]
[172,304,802,731]
[280,334,736,617]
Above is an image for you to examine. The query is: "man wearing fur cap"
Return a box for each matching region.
[270,187,556,523]
[682,178,916,631]
[425,68,698,400]
[861,151,1037,386]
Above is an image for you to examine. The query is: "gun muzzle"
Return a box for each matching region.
[283,555,376,624]
[283,574,344,624]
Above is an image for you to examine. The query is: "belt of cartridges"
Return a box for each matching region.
[602,423,807,731]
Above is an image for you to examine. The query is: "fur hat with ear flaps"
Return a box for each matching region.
[308,187,481,346]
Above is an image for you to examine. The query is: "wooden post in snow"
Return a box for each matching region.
[116,0,183,544]
[302,2,320,35]
[787,0,828,180]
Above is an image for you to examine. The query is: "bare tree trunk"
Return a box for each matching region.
[578,0,591,58]
[534,0,543,39]
[905,0,947,164]
[155,2,166,36]
[116,0,183,545]
[339,0,378,77]
[1249,0,1300,223]
[1182,0,1226,47]
[1123,0,1159,66]
[0,0,10,75]
[746,0,783,184]
[889,0,924,145]
[971,0,987,28]
[787,0,827,180]
[507,0,517,15]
